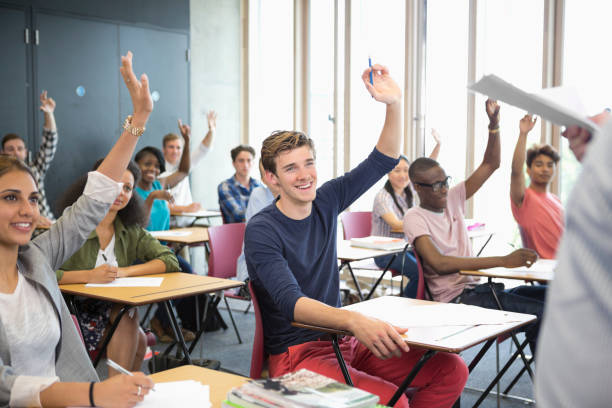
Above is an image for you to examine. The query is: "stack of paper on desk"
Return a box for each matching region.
[350,236,407,251]
[149,230,192,238]
[137,380,211,408]
[86,277,164,287]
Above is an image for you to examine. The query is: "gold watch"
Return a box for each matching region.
[122,115,146,137]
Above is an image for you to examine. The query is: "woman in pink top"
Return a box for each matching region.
[510,115,564,259]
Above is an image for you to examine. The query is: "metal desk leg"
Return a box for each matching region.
[365,254,397,301]
[331,335,353,386]
[93,305,131,367]
[468,339,495,372]
[163,300,193,365]
[475,234,493,257]
[387,350,437,407]
[342,262,364,301]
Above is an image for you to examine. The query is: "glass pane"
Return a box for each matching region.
[349,0,406,210]
[248,0,294,157]
[561,0,612,202]
[309,0,335,185]
[424,0,469,182]
[473,0,544,250]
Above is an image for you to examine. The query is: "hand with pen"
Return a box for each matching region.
[94,371,154,407]
[88,264,119,283]
[362,63,402,106]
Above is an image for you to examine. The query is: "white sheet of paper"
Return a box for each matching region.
[177,210,221,218]
[505,259,557,274]
[85,277,164,287]
[149,230,191,238]
[344,296,526,327]
[136,381,211,408]
[468,74,600,134]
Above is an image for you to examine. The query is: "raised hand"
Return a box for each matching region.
[503,248,538,268]
[361,64,402,105]
[39,91,56,113]
[89,264,118,283]
[207,110,217,132]
[519,114,537,134]
[177,119,191,144]
[95,372,154,408]
[119,51,153,123]
[431,128,442,144]
[486,99,500,128]
[562,110,610,162]
[349,313,409,359]
[150,189,175,204]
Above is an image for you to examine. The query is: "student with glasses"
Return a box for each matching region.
[402,99,546,356]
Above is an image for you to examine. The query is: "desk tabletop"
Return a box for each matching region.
[461,259,556,283]
[149,365,248,407]
[337,240,405,262]
[149,227,209,244]
[60,273,242,306]
[293,296,536,354]
[171,209,222,218]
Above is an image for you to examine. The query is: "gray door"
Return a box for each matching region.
[35,13,119,214]
[0,7,31,146]
[119,26,189,149]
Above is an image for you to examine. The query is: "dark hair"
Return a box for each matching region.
[1,134,24,150]
[135,146,166,173]
[408,157,440,181]
[261,130,315,174]
[526,144,560,167]
[0,154,36,181]
[384,155,413,216]
[57,160,147,228]
[231,144,256,162]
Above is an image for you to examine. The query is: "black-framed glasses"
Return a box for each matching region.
[414,176,451,192]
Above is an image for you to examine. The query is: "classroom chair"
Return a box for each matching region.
[248,280,268,379]
[207,222,249,344]
[413,251,433,301]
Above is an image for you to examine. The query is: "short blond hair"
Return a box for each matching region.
[162,133,181,147]
[261,130,315,174]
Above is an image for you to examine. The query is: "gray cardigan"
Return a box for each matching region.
[0,191,110,406]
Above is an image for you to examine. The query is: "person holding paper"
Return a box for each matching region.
[403,100,546,355]
[510,114,563,258]
[0,51,153,408]
[56,160,179,375]
[371,130,441,298]
[245,64,468,408]
[535,111,612,407]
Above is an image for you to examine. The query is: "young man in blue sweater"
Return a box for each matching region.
[244,65,468,408]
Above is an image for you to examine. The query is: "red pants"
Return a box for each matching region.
[269,337,467,408]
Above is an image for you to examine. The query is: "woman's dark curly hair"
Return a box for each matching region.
[57,159,147,227]
[134,146,166,173]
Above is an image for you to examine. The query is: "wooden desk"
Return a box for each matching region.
[61,273,242,367]
[293,296,535,407]
[171,209,222,228]
[337,240,408,301]
[149,365,248,407]
[149,227,209,245]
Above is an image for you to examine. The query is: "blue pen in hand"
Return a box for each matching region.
[368,57,373,85]
[106,359,156,391]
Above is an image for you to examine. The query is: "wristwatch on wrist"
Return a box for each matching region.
[122,115,146,137]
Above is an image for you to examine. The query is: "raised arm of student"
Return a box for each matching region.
[362,64,402,158]
[189,110,217,167]
[562,110,611,162]
[510,115,537,207]
[413,234,537,274]
[465,99,501,199]
[160,119,191,189]
[429,129,442,160]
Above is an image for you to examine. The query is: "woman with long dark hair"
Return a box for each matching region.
[371,131,440,297]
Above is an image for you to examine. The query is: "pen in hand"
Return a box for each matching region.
[106,359,156,391]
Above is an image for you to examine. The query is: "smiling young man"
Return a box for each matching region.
[510,115,563,259]
[217,144,260,223]
[244,65,468,408]
[403,100,546,355]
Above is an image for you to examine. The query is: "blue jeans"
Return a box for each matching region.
[374,250,419,298]
[458,283,546,354]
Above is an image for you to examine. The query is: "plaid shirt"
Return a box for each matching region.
[28,128,58,220]
[217,176,261,223]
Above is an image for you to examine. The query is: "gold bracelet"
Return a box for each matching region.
[488,127,500,134]
[122,115,146,137]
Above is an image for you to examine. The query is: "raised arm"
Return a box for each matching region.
[160,119,191,188]
[429,129,442,160]
[511,115,537,207]
[562,110,611,162]
[97,52,153,182]
[413,235,537,274]
[362,64,402,158]
[465,99,501,199]
[33,91,58,174]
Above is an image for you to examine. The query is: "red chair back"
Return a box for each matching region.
[208,223,246,279]
[249,281,267,378]
[340,211,372,240]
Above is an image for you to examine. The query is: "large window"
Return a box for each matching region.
[560,0,612,203]
[248,0,294,158]
[472,0,544,250]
